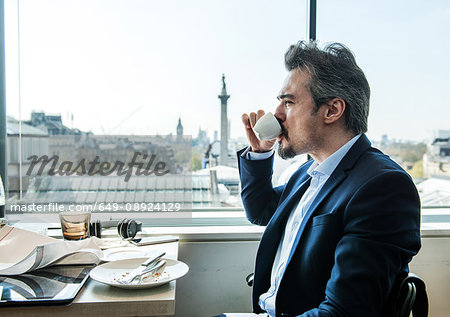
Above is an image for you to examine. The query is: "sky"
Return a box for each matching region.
[4,0,450,142]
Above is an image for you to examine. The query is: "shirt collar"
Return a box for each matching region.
[307,134,361,178]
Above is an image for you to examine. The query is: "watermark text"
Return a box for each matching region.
[26,151,169,182]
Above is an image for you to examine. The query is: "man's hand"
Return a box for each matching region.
[241,110,277,153]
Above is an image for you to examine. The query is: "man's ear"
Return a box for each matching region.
[323,98,346,124]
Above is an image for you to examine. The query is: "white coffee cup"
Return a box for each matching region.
[253,112,282,140]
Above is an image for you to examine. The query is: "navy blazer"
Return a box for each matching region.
[238,135,421,317]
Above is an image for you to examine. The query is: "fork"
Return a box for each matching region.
[119,259,166,285]
[137,259,167,283]
[117,252,165,285]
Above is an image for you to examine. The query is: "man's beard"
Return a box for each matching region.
[277,125,297,159]
[277,124,319,160]
[278,142,297,159]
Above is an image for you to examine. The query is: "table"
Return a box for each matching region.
[0,241,179,317]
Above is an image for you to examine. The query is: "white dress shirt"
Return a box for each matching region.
[242,135,361,316]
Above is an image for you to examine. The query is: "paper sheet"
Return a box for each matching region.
[0,225,103,275]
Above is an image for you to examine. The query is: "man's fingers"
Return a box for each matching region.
[249,112,257,127]
[241,113,251,128]
[256,110,265,120]
[241,112,260,145]
[241,110,275,153]
[242,110,266,128]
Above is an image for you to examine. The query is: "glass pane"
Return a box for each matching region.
[315,0,450,213]
[6,1,446,226]
[4,0,306,223]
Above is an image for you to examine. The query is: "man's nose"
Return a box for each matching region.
[274,102,286,123]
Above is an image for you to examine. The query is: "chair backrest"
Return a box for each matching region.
[246,273,254,287]
[382,273,428,317]
[246,272,428,316]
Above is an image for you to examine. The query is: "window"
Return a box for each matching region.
[3,0,449,227]
[3,0,307,225]
[315,0,450,213]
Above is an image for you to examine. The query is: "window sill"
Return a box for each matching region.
[6,208,450,241]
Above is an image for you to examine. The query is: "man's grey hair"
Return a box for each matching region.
[285,41,370,134]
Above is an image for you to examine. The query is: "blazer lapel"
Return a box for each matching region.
[265,175,311,234]
[255,173,312,283]
[262,159,314,236]
[259,174,311,251]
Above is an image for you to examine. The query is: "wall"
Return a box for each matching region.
[409,236,450,317]
[174,241,258,317]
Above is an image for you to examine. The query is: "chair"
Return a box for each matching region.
[245,272,428,316]
[382,273,429,317]
[246,272,254,287]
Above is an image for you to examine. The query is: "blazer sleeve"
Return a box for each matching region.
[298,171,421,317]
[237,149,285,226]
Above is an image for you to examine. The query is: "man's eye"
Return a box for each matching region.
[284,100,292,106]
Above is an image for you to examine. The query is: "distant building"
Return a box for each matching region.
[435,130,450,139]
[423,136,450,177]
[45,134,181,174]
[193,127,209,148]
[10,174,196,209]
[176,118,183,137]
[381,134,389,146]
[416,177,450,207]
[7,133,193,207]
[6,116,49,194]
[25,112,79,135]
[192,165,242,206]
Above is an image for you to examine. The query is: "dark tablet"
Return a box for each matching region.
[0,265,94,307]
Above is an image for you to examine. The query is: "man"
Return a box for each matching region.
[238,41,421,316]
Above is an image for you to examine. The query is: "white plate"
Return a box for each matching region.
[89,257,189,289]
[101,247,161,262]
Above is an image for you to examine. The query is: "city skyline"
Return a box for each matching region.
[6,110,439,144]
